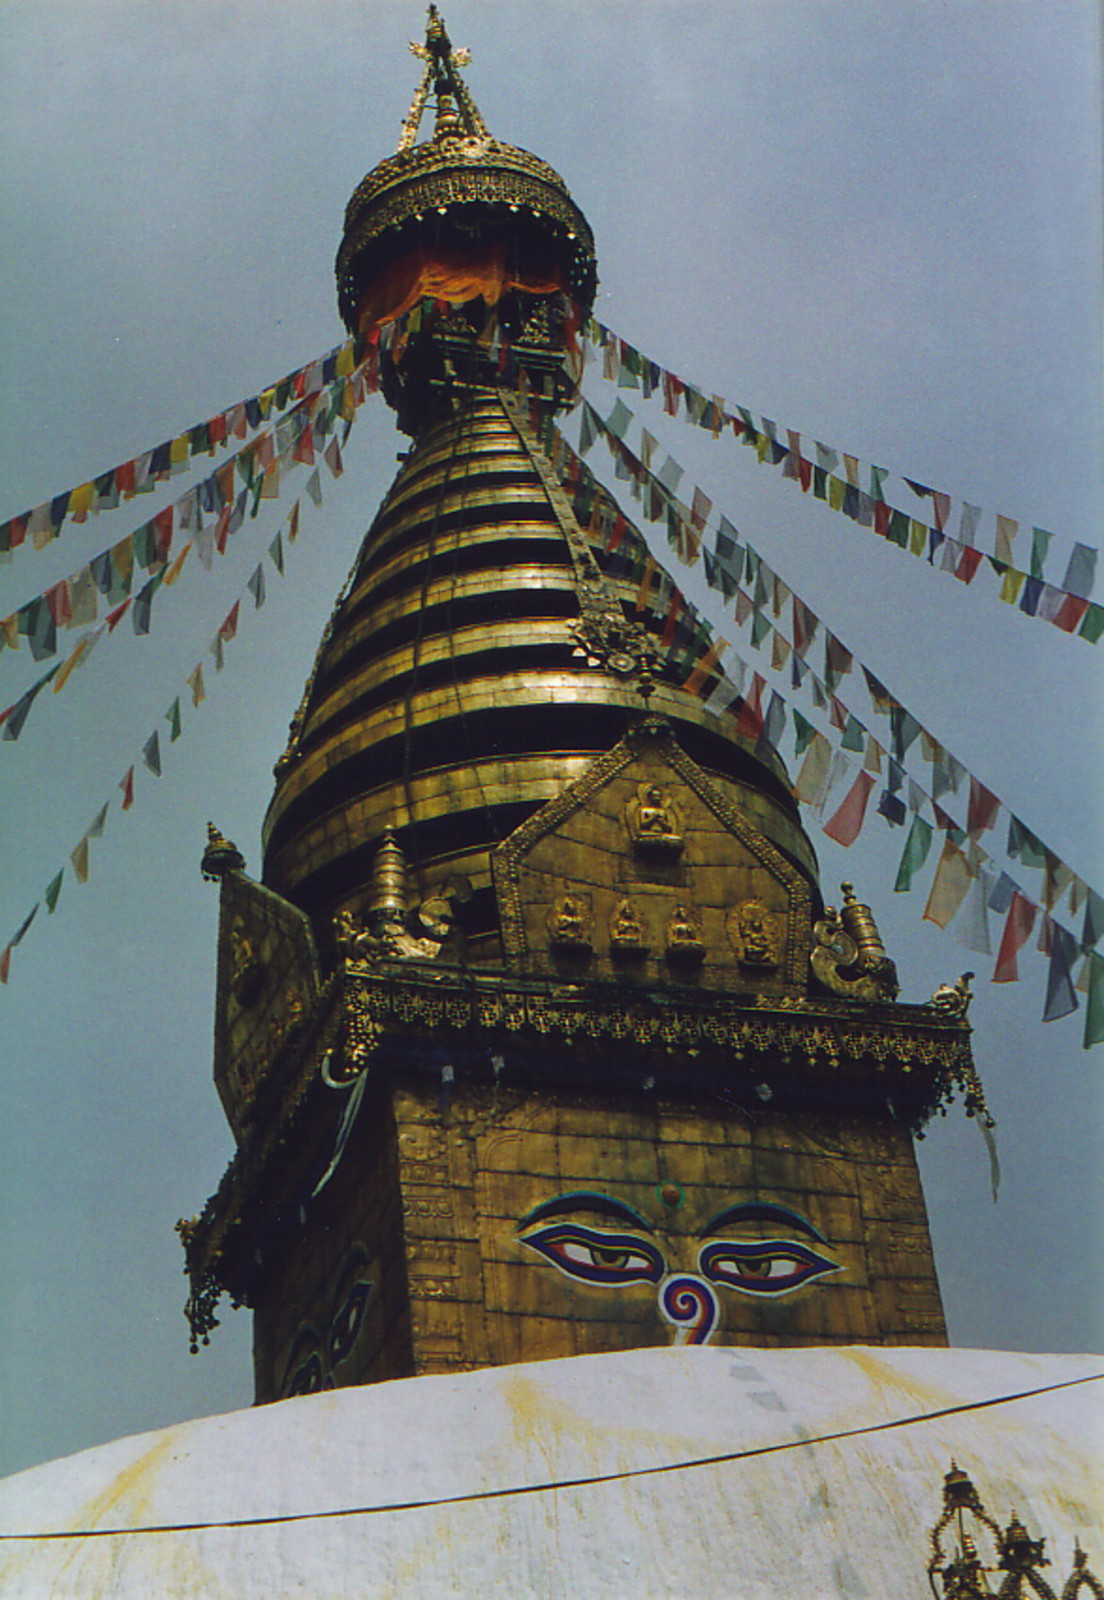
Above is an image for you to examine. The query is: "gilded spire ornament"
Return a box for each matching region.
[398,6,484,152]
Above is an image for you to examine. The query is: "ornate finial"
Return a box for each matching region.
[367,827,409,931]
[398,6,485,153]
[201,822,245,882]
[930,972,975,1020]
[926,1461,1100,1599]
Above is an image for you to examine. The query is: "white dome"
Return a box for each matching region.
[0,1345,1100,1598]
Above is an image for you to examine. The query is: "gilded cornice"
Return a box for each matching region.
[180,956,980,1346]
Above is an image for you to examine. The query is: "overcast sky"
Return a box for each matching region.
[0,0,1100,1479]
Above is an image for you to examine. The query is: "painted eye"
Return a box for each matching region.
[520,1223,665,1286]
[699,1238,840,1296]
[281,1331,324,1398]
[328,1278,373,1366]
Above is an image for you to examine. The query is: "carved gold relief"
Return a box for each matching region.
[665,904,705,964]
[727,899,782,970]
[229,922,265,1009]
[609,897,648,955]
[626,781,684,857]
[547,893,593,952]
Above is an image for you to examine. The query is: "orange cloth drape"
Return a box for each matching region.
[354,242,565,335]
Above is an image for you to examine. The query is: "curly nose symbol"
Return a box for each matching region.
[659,1275,718,1345]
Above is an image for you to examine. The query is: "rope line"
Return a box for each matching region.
[2,1370,1098,1543]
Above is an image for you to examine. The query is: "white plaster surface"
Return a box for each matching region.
[0,1345,1100,1598]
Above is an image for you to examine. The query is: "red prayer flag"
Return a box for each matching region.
[661,590,683,647]
[955,546,983,584]
[662,372,684,417]
[219,600,240,642]
[967,776,1000,836]
[734,674,766,742]
[152,506,174,564]
[45,581,72,627]
[106,598,131,631]
[0,944,11,984]
[993,890,1037,983]
[120,767,135,810]
[874,501,891,539]
[1053,592,1089,633]
[822,769,876,847]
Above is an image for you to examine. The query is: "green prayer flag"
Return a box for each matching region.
[1084,950,1104,1047]
[888,510,909,548]
[1030,526,1053,580]
[1079,602,1104,644]
[269,531,285,574]
[751,609,771,649]
[894,814,933,892]
[792,709,816,757]
[166,698,182,741]
[45,869,63,913]
[842,715,866,753]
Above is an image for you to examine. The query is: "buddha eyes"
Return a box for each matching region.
[520,1220,839,1298]
[515,1209,832,1299]
[520,1223,665,1285]
[698,1238,841,1296]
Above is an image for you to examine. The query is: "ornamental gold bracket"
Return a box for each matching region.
[811,881,899,1002]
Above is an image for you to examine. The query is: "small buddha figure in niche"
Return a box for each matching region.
[548,894,592,952]
[609,897,648,955]
[727,898,781,969]
[627,781,684,857]
[665,903,705,964]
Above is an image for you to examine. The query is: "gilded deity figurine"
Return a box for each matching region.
[665,904,705,964]
[609,897,648,955]
[727,898,781,969]
[548,894,593,952]
[626,782,684,857]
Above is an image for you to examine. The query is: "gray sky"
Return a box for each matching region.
[0,0,1100,1479]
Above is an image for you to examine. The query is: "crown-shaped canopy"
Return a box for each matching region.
[336,6,597,338]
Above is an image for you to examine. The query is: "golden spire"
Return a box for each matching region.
[398,6,486,152]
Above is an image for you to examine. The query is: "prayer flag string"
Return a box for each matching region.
[0,361,375,741]
[543,414,1102,1046]
[0,338,365,566]
[0,423,355,990]
[586,319,1101,641]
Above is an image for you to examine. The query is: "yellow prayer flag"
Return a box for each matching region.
[909,519,927,556]
[862,735,883,776]
[999,568,1027,606]
[339,378,356,421]
[995,515,1018,564]
[170,435,189,468]
[162,543,192,586]
[843,453,860,487]
[52,631,98,693]
[69,482,94,523]
[335,342,355,377]
[0,614,18,649]
[828,476,846,512]
[112,536,134,590]
[70,835,90,885]
[258,387,276,418]
[755,432,771,464]
[922,838,973,929]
